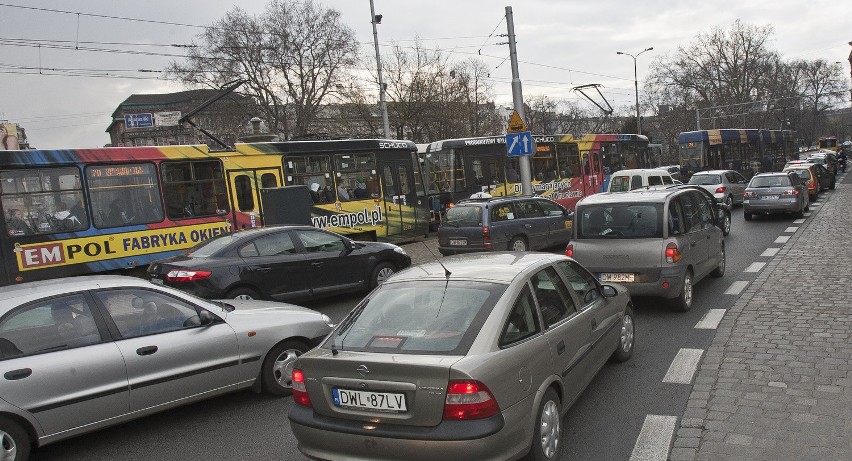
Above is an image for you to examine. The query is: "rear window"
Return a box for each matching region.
[790,170,810,181]
[689,175,721,185]
[329,280,506,355]
[609,176,631,192]
[444,205,483,227]
[749,176,791,188]
[807,157,826,165]
[576,203,663,239]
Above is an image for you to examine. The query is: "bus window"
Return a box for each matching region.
[335,153,378,201]
[162,160,228,220]
[556,143,580,179]
[285,155,333,203]
[233,175,254,212]
[261,173,278,189]
[1,167,88,235]
[87,163,163,229]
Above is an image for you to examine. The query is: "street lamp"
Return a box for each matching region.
[616,47,653,136]
[369,0,391,139]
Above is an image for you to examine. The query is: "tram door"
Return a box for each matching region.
[227,168,282,229]
[581,150,604,196]
[380,161,420,239]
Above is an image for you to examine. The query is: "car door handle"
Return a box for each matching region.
[256,267,271,273]
[524,224,532,228]
[4,368,31,380]
[556,341,566,355]
[136,346,158,356]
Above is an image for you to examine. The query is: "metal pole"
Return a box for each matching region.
[506,6,532,195]
[633,56,641,136]
[370,0,391,139]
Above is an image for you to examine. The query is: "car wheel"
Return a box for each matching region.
[611,305,634,362]
[226,287,260,300]
[671,269,693,312]
[830,178,836,190]
[794,203,804,219]
[261,340,309,397]
[370,262,396,289]
[744,211,753,221]
[711,243,725,278]
[724,194,733,208]
[509,236,528,252]
[0,417,31,461]
[721,210,731,236]
[528,388,563,461]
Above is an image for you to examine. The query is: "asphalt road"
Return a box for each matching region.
[32,201,809,461]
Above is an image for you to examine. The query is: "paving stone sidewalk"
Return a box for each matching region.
[670,174,852,461]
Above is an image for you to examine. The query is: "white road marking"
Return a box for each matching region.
[695,309,726,329]
[663,348,704,384]
[775,235,790,244]
[725,281,749,295]
[761,248,780,257]
[804,213,812,217]
[744,262,766,273]
[810,203,821,207]
[630,415,678,461]
[793,219,806,224]
[784,227,798,233]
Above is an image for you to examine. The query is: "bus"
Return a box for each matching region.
[419,133,650,226]
[818,136,839,152]
[0,139,428,286]
[678,129,797,181]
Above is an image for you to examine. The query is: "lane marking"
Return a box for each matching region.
[783,227,798,233]
[810,203,821,207]
[774,236,790,244]
[744,262,766,273]
[761,247,780,257]
[793,219,806,224]
[630,415,678,461]
[725,281,749,295]
[695,309,726,329]
[804,212,812,216]
[663,348,704,384]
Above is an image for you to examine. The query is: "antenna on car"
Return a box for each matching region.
[421,241,451,278]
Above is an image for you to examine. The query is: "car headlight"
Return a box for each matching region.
[393,246,407,255]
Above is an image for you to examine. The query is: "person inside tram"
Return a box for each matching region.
[353,180,369,199]
[506,166,520,182]
[309,183,323,203]
[6,209,32,235]
[337,182,351,201]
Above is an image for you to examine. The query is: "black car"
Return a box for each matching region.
[147,225,411,301]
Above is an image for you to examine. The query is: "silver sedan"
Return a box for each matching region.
[0,275,332,461]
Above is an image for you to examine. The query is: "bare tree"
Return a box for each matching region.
[789,59,848,143]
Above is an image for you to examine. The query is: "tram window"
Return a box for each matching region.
[424,151,465,193]
[162,160,228,220]
[506,158,521,183]
[532,148,557,181]
[87,163,163,229]
[285,155,334,204]
[1,167,88,235]
[398,166,411,194]
[382,166,396,197]
[233,175,254,212]
[335,153,379,201]
[557,144,580,178]
[261,173,278,189]
[411,152,425,197]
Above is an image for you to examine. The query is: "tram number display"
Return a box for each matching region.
[88,165,147,178]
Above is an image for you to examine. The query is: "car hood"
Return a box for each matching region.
[215,299,323,315]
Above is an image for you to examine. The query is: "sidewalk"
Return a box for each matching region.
[671,172,852,460]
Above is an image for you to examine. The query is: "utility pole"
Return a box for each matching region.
[370,0,391,139]
[505,6,532,195]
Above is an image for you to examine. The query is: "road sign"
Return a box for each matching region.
[124,113,154,129]
[506,110,527,133]
[506,131,533,157]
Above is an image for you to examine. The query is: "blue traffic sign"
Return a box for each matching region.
[506,131,533,157]
[124,113,154,128]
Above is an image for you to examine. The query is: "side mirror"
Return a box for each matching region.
[199,309,217,326]
[600,285,618,297]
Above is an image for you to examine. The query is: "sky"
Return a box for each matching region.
[0,0,850,149]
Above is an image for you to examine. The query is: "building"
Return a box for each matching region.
[1,121,30,150]
[106,89,258,148]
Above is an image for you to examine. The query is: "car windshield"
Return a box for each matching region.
[749,176,790,188]
[444,206,482,227]
[688,175,721,185]
[331,280,506,355]
[577,203,663,239]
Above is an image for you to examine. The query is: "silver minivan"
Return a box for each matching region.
[565,186,725,311]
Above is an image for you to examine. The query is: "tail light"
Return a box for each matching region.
[807,181,815,190]
[565,244,574,258]
[744,191,757,198]
[292,368,311,407]
[165,270,212,283]
[665,242,681,263]
[715,186,727,194]
[443,380,499,420]
[483,226,492,249]
[781,189,798,196]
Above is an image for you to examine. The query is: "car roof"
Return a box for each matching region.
[691,170,734,175]
[752,172,791,177]
[611,168,672,175]
[389,252,566,284]
[0,275,156,305]
[578,188,675,205]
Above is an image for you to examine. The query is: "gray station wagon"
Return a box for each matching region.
[566,186,725,311]
[438,196,573,255]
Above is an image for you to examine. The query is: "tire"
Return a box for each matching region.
[527,388,563,461]
[261,340,309,397]
[794,204,804,219]
[744,211,753,221]
[671,269,693,312]
[830,178,835,190]
[720,210,731,236]
[724,195,733,208]
[0,417,31,461]
[226,287,260,300]
[710,243,725,278]
[370,262,396,289]
[610,305,635,362]
[509,236,528,252]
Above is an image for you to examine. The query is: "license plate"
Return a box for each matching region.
[449,239,467,246]
[601,273,634,283]
[151,278,164,285]
[333,388,407,412]
[759,195,779,200]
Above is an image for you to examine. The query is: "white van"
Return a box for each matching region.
[607,168,675,192]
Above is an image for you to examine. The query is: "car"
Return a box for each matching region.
[147,225,411,301]
[565,185,726,311]
[606,168,675,192]
[437,195,573,255]
[656,165,682,181]
[687,169,749,208]
[782,163,831,200]
[743,172,809,221]
[806,152,839,178]
[288,252,635,461]
[0,275,333,461]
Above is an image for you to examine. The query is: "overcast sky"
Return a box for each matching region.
[1,0,850,149]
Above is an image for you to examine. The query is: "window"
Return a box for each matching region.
[556,143,580,179]
[630,175,643,190]
[556,261,600,307]
[609,175,631,192]
[285,155,335,204]
[490,203,515,222]
[261,173,278,189]
[690,191,714,229]
[162,160,228,220]
[532,147,558,181]
[239,231,297,257]
[538,199,566,217]
[648,175,663,186]
[335,153,379,201]
[530,268,577,327]
[499,286,540,347]
[668,198,686,235]
[294,229,346,253]
[0,294,101,359]
[87,163,163,229]
[1,167,89,235]
[94,289,202,338]
[423,150,465,193]
[233,174,254,212]
[516,200,546,218]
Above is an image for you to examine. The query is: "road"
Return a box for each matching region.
[32,195,820,461]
